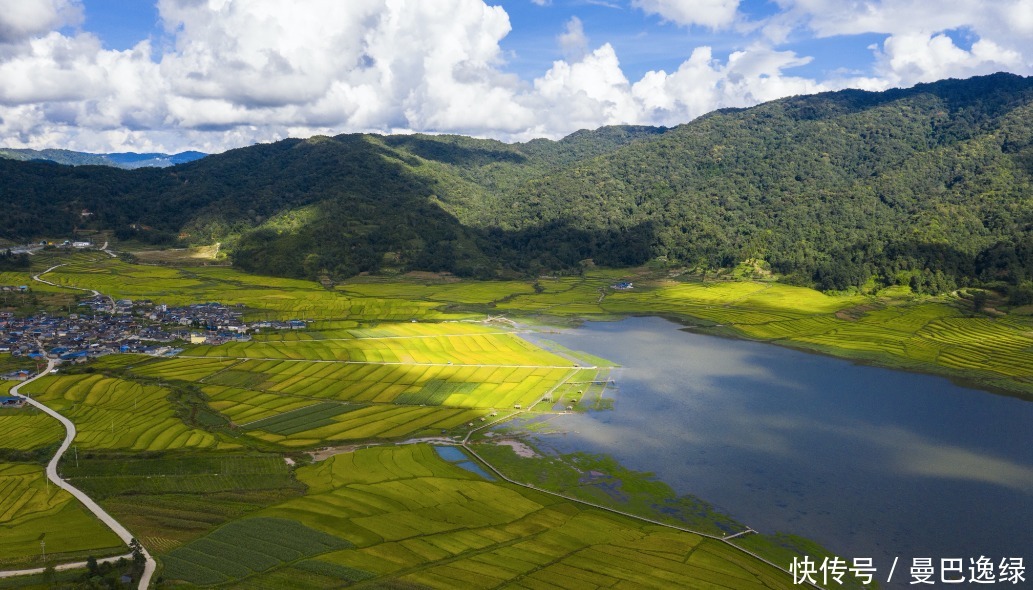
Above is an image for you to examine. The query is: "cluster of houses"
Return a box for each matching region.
[0,299,308,370]
[37,239,94,249]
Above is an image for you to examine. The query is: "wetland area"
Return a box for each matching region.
[520,316,1033,584]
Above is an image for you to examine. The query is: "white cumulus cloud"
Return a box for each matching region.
[558,16,588,61]
[0,0,1030,153]
[766,0,1033,85]
[876,33,1024,86]
[632,0,741,29]
[0,0,82,44]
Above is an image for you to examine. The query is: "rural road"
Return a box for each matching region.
[101,241,117,258]
[8,359,156,589]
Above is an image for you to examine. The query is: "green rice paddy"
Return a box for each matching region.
[0,409,63,453]
[160,517,351,586]
[36,255,476,321]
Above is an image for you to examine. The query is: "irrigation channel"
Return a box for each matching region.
[516,316,1033,589]
[6,359,156,589]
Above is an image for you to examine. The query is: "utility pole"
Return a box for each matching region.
[40,539,46,563]
[74,445,78,468]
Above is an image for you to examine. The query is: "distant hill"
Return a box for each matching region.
[103,151,208,169]
[0,148,206,169]
[1,73,1032,293]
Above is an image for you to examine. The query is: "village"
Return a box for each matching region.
[0,296,306,388]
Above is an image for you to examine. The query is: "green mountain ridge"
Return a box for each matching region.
[2,73,1032,291]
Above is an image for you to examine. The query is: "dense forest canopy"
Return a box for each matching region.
[1,73,1032,293]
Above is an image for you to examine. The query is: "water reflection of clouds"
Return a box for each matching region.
[576,391,1033,494]
[833,423,1033,493]
[620,339,808,401]
[765,418,1033,493]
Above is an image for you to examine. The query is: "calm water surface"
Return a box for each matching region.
[521,317,1033,581]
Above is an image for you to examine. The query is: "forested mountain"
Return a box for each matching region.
[1,73,1032,292]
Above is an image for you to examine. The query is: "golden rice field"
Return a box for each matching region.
[196,361,573,409]
[117,321,578,446]
[17,254,1030,586]
[242,405,486,448]
[186,329,569,366]
[0,463,124,568]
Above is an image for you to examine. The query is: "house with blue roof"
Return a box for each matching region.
[0,395,25,408]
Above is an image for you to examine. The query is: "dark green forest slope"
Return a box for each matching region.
[2,73,1032,291]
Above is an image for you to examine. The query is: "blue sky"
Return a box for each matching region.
[1,0,1030,153]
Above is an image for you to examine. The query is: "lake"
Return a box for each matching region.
[520,316,1033,585]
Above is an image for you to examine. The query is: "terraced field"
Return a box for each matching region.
[128,357,238,381]
[339,279,534,306]
[201,361,571,408]
[0,463,124,568]
[19,374,225,451]
[61,454,299,500]
[0,408,63,452]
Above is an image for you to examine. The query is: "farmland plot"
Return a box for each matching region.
[220,445,797,589]
[20,374,221,451]
[0,463,124,568]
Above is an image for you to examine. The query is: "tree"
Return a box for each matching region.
[972,290,989,311]
[86,555,99,576]
[130,538,145,567]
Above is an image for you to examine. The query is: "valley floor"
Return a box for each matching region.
[3,250,1029,588]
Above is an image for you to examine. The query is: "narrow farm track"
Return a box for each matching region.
[7,360,156,589]
[0,554,133,580]
[33,263,116,311]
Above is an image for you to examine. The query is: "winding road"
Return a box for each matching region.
[6,357,156,588]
